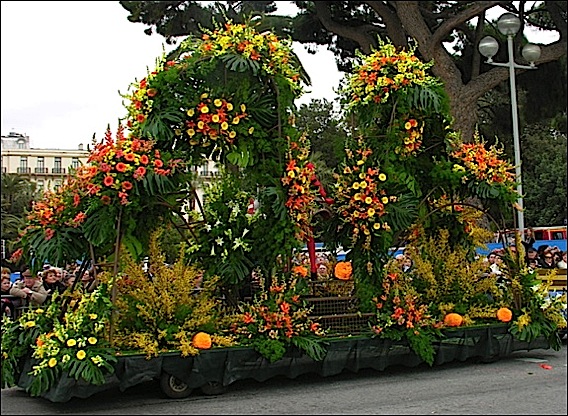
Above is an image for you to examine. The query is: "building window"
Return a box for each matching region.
[17,157,28,174]
[17,140,25,149]
[37,157,44,169]
[53,157,62,174]
[71,157,80,169]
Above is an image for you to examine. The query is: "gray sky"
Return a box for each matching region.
[0,1,340,150]
[0,1,557,150]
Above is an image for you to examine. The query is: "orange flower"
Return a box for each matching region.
[116,162,127,173]
[292,265,308,278]
[154,159,163,168]
[122,181,133,191]
[140,154,149,165]
[124,153,135,162]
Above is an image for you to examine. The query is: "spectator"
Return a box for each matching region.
[10,269,48,306]
[42,268,67,301]
[525,247,540,267]
[80,268,99,293]
[401,256,413,273]
[539,249,556,269]
[522,227,536,251]
[556,251,567,269]
[1,271,16,318]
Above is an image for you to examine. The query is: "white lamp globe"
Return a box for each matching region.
[497,13,521,36]
[522,43,541,63]
[479,36,499,60]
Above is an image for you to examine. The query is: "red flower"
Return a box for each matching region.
[136,114,146,123]
[103,176,114,187]
[243,312,255,324]
[44,228,55,240]
[147,88,157,97]
[154,159,163,168]
[116,163,127,173]
[124,153,135,162]
[140,154,149,165]
[101,195,111,205]
[122,181,133,190]
[73,193,81,207]
[135,166,146,177]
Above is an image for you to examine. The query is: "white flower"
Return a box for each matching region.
[215,237,224,246]
[204,224,212,232]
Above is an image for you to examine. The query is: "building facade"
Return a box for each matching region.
[1,132,90,192]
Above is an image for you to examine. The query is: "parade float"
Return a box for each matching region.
[2,20,566,402]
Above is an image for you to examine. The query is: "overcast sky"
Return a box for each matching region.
[0,1,557,150]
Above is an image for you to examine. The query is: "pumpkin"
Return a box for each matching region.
[192,332,212,349]
[496,307,513,323]
[334,261,353,280]
[444,313,463,327]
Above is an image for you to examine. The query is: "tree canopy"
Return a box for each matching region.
[120,1,567,141]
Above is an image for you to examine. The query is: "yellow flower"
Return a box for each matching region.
[212,114,220,123]
[200,93,208,100]
[76,350,87,360]
[344,167,352,174]
[353,211,360,218]
[197,121,205,129]
[187,108,195,117]
[187,129,195,137]
[359,173,365,179]
[24,321,36,328]
[200,106,209,114]
[241,104,247,112]
[221,122,229,130]
[357,160,364,165]
[35,309,44,314]
[367,208,375,217]
[352,183,360,190]
[378,173,387,181]
[67,339,77,347]
[248,127,254,134]
[88,337,98,345]
[373,223,381,230]
[359,181,367,189]
[174,128,182,136]
[353,193,361,201]
[232,117,240,124]
[48,358,57,368]
[213,99,222,107]
[229,131,237,139]
[89,314,98,320]
[381,197,389,204]
[365,196,372,204]
[227,103,234,111]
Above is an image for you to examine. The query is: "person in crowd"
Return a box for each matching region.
[80,268,99,293]
[539,248,556,269]
[556,250,567,269]
[401,256,413,273]
[1,271,16,318]
[42,268,67,301]
[10,269,48,306]
[522,227,536,251]
[63,272,77,289]
[525,247,540,268]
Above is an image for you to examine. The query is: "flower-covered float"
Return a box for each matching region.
[2,21,566,402]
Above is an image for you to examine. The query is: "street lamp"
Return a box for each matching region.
[478,12,541,240]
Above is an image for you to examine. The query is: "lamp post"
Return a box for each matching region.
[478,12,541,240]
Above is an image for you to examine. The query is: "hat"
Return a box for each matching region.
[22,269,33,278]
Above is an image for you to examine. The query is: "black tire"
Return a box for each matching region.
[159,372,193,399]
[200,381,227,395]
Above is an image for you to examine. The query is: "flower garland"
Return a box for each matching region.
[333,137,396,250]
[281,133,331,241]
[340,41,439,111]
[193,22,304,94]
[78,124,181,206]
[396,117,424,156]
[449,132,516,190]
[231,269,325,362]
[176,92,253,150]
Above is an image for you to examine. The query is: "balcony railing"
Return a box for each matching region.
[51,168,66,174]
[34,167,49,174]
[16,167,31,174]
